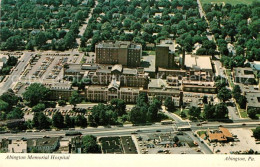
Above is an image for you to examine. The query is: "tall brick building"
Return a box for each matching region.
[155,45,175,69]
[95,41,142,67]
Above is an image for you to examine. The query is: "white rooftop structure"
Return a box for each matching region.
[192,42,202,54]
[154,13,162,18]
[185,55,212,71]
[168,13,175,17]
[227,43,236,56]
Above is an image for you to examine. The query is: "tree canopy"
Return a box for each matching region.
[22,83,50,106]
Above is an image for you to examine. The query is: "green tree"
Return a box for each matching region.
[64,31,76,49]
[0,89,19,110]
[58,100,66,106]
[6,56,18,66]
[136,93,148,106]
[237,96,247,109]
[0,100,9,112]
[22,83,50,106]
[0,27,12,41]
[217,87,232,102]
[164,97,175,112]
[232,85,241,100]
[123,18,132,27]
[52,112,64,129]
[69,91,81,109]
[214,103,229,119]
[253,126,260,140]
[65,115,74,128]
[130,106,147,124]
[32,103,45,112]
[35,32,47,47]
[33,112,51,129]
[82,135,101,153]
[173,136,179,143]
[147,103,159,122]
[152,98,162,110]
[188,106,201,119]
[75,11,84,21]
[110,99,126,116]
[6,107,24,120]
[4,35,24,51]
[248,108,258,119]
[202,96,208,104]
[75,115,87,127]
[203,104,215,120]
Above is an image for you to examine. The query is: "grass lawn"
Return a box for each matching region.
[200,0,255,5]
[240,110,248,118]
[197,131,207,137]
[175,109,189,119]
[236,104,249,118]
[143,50,155,55]
[226,69,235,88]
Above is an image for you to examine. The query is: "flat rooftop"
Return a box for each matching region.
[233,67,255,78]
[185,55,212,71]
[141,55,156,73]
[245,92,260,108]
[96,41,141,49]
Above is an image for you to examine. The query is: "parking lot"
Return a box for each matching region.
[99,136,137,154]
[23,107,91,121]
[23,55,66,81]
[134,132,202,154]
[183,92,218,108]
[205,128,260,154]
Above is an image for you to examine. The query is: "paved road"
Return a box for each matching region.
[161,106,186,123]
[0,52,32,95]
[2,121,259,140]
[197,0,219,52]
[213,60,225,77]
[76,1,98,45]
[1,121,259,154]
[227,106,240,120]
[186,131,213,154]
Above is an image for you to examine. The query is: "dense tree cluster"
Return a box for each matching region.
[188,106,201,119]
[22,83,50,106]
[0,56,18,76]
[215,76,232,102]
[204,1,260,67]
[0,0,94,51]
[82,135,101,153]
[253,126,260,140]
[81,0,213,52]
[89,99,127,126]
[129,93,162,124]
[164,97,175,112]
[247,108,260,119]
[0,89,23,121]
[232,85,247,109]
[203,103,229,120]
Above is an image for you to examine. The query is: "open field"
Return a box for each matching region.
[200,0,255,5]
